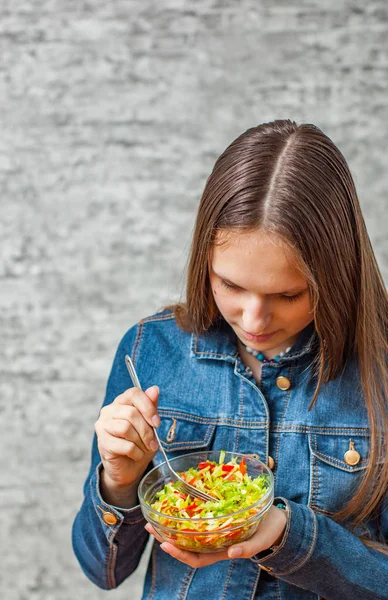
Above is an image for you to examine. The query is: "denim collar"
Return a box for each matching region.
[190,319,318,365]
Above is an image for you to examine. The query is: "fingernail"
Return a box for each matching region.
[160,543,168,552]
[152,415,161,427]
[149,439,158,451]
[228,547,242,558]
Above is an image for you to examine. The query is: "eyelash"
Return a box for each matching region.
[220,280,239,291]
[219,280,305,302]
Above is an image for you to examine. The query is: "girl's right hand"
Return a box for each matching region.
[95,385,160,491]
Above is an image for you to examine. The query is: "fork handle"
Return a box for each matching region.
[124,355,169,464]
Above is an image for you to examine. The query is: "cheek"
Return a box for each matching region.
[290,298,314,325]
[212,290,238,316]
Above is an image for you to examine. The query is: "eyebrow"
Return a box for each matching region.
[213,271,307,296]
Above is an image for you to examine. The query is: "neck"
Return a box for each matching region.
[238,334,299,361]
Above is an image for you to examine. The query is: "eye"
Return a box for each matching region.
[280,291,305,303]
[220,279,240,291]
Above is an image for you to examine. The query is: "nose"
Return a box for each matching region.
[241,296,271,334]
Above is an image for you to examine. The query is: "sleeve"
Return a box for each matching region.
[251,497,388,600]
[71,325,151,590]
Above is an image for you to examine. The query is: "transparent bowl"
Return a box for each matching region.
[138,450,274,553]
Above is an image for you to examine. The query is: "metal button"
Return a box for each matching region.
[103,511,118,525]
[276,376,291,391]
[268,456,275,470]
[344,440,361,466]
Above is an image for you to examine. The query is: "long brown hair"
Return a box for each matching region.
[171,120,388,546]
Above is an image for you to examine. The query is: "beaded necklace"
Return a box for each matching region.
[245,344,292,363]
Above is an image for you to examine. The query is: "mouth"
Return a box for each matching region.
[241,329,278,343]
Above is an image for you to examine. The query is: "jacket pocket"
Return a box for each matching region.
[156,409,216,455]
[308,432,369,514]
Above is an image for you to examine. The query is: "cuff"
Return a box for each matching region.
[91,463,146,535]
[250,499,317,577]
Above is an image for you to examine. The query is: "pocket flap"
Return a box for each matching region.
[308,433,369,472]
[157,410,216,452]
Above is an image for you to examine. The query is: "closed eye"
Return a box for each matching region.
[220,279,307,302]
[220,279,241,291]
[280,291,306,302]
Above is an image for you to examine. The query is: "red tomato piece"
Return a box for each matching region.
[222,465,235,472]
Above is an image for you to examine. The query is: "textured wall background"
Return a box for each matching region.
[1,1,388,599]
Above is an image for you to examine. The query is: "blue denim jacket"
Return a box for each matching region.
[72,310,388,599]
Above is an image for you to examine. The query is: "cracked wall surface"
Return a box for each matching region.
[1,1,387,599]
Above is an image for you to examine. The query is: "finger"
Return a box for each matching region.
[159,542,229,568]
[116,387,160,427]
[108,405,158,452]
[98,433,145,461]
[227,529,265,560]
[103,418,150,452]
[144,385,159,406]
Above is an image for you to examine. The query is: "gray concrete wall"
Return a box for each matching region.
[1,1,387,599]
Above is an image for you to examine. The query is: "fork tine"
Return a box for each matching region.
[178,479,216,503]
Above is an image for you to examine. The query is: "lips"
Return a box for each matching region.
[242,329,278,343]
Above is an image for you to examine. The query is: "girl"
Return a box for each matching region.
[72,120,388,599]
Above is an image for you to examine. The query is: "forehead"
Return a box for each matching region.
[211,229,306,287]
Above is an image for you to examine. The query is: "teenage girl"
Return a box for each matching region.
[73,120,388,599]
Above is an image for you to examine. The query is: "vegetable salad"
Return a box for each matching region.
[149,451,270,551]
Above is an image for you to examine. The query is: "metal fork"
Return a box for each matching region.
[125,355,218,503]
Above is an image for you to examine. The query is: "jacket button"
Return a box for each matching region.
[344,440,361,465]
[276,376,291,391]
[103,511,118,525]
[268,456,275,470]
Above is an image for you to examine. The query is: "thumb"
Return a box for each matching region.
[227,539,261,559]
[145,385,159,406]
[227,531,271,559]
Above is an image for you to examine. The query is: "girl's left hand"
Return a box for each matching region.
[144,505,287,568]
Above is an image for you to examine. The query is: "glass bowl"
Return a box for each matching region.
[138,450,274,553]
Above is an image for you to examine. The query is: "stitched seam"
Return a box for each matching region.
[270,425,369,435]
[106,529,117,589]
[161,440,212,449]
[273,366,293,479]
[274,577,281,600]
[220,560,235,600]
[141,314,175,323]
[313,450,367,470]
[178,567,196,600]
[249,565,261,600]
[235,379,245,452]
[132,321,144,365]
[312,435,319,508]
[279,507,318,576]
[146,543,157,600]
[307,437,314,507]
[310,505,335,516]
